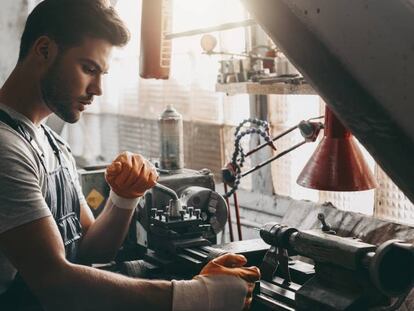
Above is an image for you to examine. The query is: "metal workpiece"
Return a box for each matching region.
[256,221,414,310]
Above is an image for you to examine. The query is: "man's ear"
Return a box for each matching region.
[33,36,58,63]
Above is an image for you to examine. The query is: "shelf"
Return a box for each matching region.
[215,82,316,96]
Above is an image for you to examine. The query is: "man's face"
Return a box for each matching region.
[41,37,112,123]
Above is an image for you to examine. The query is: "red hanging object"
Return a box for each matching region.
[139,0,172,79]
[297,106,377,191]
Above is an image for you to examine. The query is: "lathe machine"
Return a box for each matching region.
[79,167,414,310]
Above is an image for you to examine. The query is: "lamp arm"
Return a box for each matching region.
[241,140,307,178]
[245,123,298,157]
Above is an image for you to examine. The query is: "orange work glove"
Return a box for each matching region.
[105,151,158,199]
[199,253,261,310]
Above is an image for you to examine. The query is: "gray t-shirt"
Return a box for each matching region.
[0,103,86,294]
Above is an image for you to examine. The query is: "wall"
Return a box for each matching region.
[70,113,226,177]
[0,0,29,85]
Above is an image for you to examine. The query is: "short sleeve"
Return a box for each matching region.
[0,126,51,234]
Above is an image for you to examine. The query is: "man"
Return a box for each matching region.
[0,0,260,310]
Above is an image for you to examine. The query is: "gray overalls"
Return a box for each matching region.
[0,110,83,310]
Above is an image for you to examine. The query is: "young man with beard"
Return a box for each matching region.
[0,0,260,310]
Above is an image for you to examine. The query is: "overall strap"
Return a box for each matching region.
[0,110,27,137]
[40,124,63,165]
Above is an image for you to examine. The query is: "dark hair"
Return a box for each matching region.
[18,0,130,61]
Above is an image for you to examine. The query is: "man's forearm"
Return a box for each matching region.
[78,198,135,263]
[39,262,171,311]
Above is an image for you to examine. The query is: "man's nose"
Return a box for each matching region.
[87,75,103,96]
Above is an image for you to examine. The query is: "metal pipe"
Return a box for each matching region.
[224,183,234,242]
[165,19,257,39]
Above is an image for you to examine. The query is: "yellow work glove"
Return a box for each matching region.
[105,151,158,199]
[199,253,261,310]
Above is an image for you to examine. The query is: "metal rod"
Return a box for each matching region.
[153,183,179,200]
[203,51,275,61]
[165,19,257,39]
[308,115,324,121]
[245,124,299,157]
[223,183,234,242]
[242,140,307,177]
[233,192,243,241]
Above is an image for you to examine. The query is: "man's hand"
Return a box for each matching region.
[199,253,261,310]
[105,151,158,199]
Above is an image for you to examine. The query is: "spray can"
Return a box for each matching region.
[159,105,184,170]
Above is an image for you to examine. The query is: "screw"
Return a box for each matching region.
[188,206,194,218]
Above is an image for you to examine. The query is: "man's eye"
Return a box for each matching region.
[83,65,97,74]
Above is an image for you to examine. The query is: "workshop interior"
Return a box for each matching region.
[1,0,414,310]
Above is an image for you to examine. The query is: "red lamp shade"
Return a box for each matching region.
[297,106,377,191]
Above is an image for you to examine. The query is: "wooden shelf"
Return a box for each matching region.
[216,82,316,96]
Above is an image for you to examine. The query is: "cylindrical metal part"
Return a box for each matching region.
[289,230,376,270]
[260,223,281,246]
[159,105,184,170]
[169,199,183,218]
[367,240,414,297]
[180,186,228,234]
[260,223,298,250]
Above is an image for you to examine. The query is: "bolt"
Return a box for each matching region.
[180,210,186,221]
[151,208,157,218]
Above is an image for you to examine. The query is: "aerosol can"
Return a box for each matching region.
[159,105,184,170]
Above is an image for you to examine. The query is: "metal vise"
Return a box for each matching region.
[257,222,414,311]
[135,168,228,259]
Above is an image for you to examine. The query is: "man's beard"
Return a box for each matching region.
[40,57,79,124]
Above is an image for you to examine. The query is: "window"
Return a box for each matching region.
[68,0,413,225]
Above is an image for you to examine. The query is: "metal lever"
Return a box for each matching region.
[317,213,336,235]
